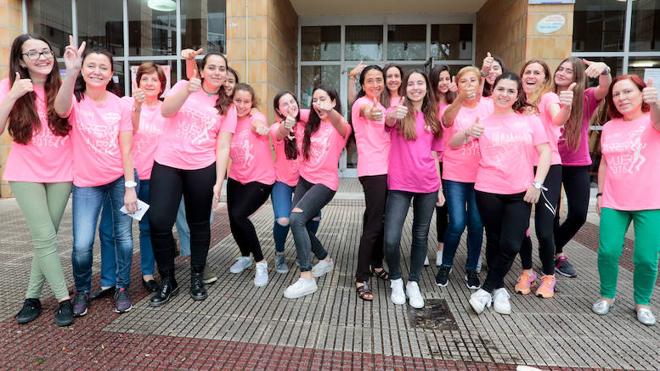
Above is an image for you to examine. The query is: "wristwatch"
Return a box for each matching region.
[601,66,611,76]
[125,180,138,188]
[532,181,543,190]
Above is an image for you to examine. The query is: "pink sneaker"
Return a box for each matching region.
[535,274,556,299]
[514,270,537,295]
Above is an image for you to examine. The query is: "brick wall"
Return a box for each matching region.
[477,0,574,75]
[226,0,297,124]
[0,0,23,198]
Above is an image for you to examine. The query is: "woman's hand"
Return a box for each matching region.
[523,186,541,204]
[124,187,138,214]
[63,35,86,72]
[436,191,446,207]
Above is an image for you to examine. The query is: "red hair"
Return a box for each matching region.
[606,74,650,119]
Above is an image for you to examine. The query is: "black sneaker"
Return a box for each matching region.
[190,272,208,301]
[73,292,90,317]
[465,270,481,290]
[114,288,133,313]
[555,256,577,278]
[435,265,451,287]
[90,286,115,300]
[16,298,42,324]
[54,300,74,327]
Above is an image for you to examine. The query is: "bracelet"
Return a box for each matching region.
[601,66,611,76]
[596,192,603,197]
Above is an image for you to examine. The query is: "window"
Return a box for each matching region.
[27,0,72,57]
[387,25,426,61]
[301,26,341,61]
[573,0,626,52]
[345,25,383,61]
[430,24,473,61]
[630,0,660,51]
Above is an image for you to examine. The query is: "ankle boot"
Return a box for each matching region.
[190,272,207,301]
[150,275,179,307]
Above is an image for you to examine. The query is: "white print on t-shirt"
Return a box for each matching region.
[307,124,333,167]
[603,126,647,175]
[78,111,121,156]
[487,125,533,167]
[461,139,479,157]
[30,110,68,148]
[176,106,218,146]
[230,128,254,168]
[134,112,163,156]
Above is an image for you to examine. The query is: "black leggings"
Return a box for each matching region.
[554,165,590,255]
[476,191,531,293]
[356,174,387,282]
[519,165,562,275]
[150,161,216,275]
[227,178,273,262]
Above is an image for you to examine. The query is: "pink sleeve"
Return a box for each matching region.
[529,116,549,145]
[118,98,132,132]
[163,80,187,97]
[0,79,10,99]
[351,96,365,124]
[252,111,267,126]
[270,122,282,142]
[432,134,444,152]
[540,92,560,112]
[299,108,310,123]
[220,104,238,134]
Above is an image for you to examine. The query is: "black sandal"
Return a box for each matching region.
[370,267,389,280]
[356,281,373,301]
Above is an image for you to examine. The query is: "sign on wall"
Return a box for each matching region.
[529,0,575,4]
[536,15,566,34]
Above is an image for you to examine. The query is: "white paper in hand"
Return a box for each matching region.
[120,199,150,221]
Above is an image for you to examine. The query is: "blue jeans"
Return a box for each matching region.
[71,175,136,293]
[384,190,437,282]
[99,179,154,285]
[272,181,320,253]
[441,180,483,271]
[175,197,191,257]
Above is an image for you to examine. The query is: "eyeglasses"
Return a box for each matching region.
[21,49,53,60]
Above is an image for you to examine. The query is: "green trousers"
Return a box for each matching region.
[598,208,660,305]
[10,181,72,301]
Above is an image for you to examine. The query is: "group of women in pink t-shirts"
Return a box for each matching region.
[3,32,659,328]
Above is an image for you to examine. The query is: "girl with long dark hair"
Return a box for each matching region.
[148,52,236,307]
[384,70,444,309]
[283,85,351,299]
[552,57,611,278]
[1,33,74,326]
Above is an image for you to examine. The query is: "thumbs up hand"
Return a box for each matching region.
[448,76,458,93]
[365,96,383,121]
[9,72,34,100]
[481,52,494,75]
[466,117,484,138]
[188,69,201,93]
[391,97,408,120]
[559,82,576,108]
[181,48,204,60]
[283,115,296,130]
[642,79,657,106]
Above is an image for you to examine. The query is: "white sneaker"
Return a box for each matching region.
[492,288,511,315]
[406,281,425,309]
[229,256,252,274]
[469,289,492,314]
[390,279,406,305]
[254,261,268,287]
[435,250,443,267]
[283,277,317,299]
[423,256,430,267]
[311,258,334,278]
[636,308,656,326]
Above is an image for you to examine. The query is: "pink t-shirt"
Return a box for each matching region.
[536,92,563,165]
[270,121,301,187]
[558,87,599,166]
[0,79,73,183]
[298,118,351,191]
[154,80,238,170]
[387,112,444,193]
[351,96,390,177]
[388,95,402,108]
[600,114,660,210]
[69,93,132,187]
[228,112,276,185]
[121,97,165,180]
[441,99,494,183]
[475,112,549,195]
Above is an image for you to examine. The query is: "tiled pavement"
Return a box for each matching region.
[0,179,658,370]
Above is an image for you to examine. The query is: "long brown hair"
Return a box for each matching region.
[382,64,404,108]
[553,57,586,151]
[273,91,300,160]
[8,33,70,144]
[520,59,553,110]
[430,65,455,104]
[303,85,342,160]
[200,53,232,115]
[399,70,441,140]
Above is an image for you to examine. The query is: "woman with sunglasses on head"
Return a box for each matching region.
[1,33,74,326]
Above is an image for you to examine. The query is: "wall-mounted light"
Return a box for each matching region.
[148,0,176,12]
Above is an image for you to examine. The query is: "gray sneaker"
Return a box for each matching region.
[114,288,132,313]
[203,267,218,284]
[73,292,89,317]
[275,252,289,273]
[229,256,253,274]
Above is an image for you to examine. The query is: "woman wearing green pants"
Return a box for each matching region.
[0,34,74,327]
[593,74,660,326]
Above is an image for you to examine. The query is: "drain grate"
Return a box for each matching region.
[408,299,459,331]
